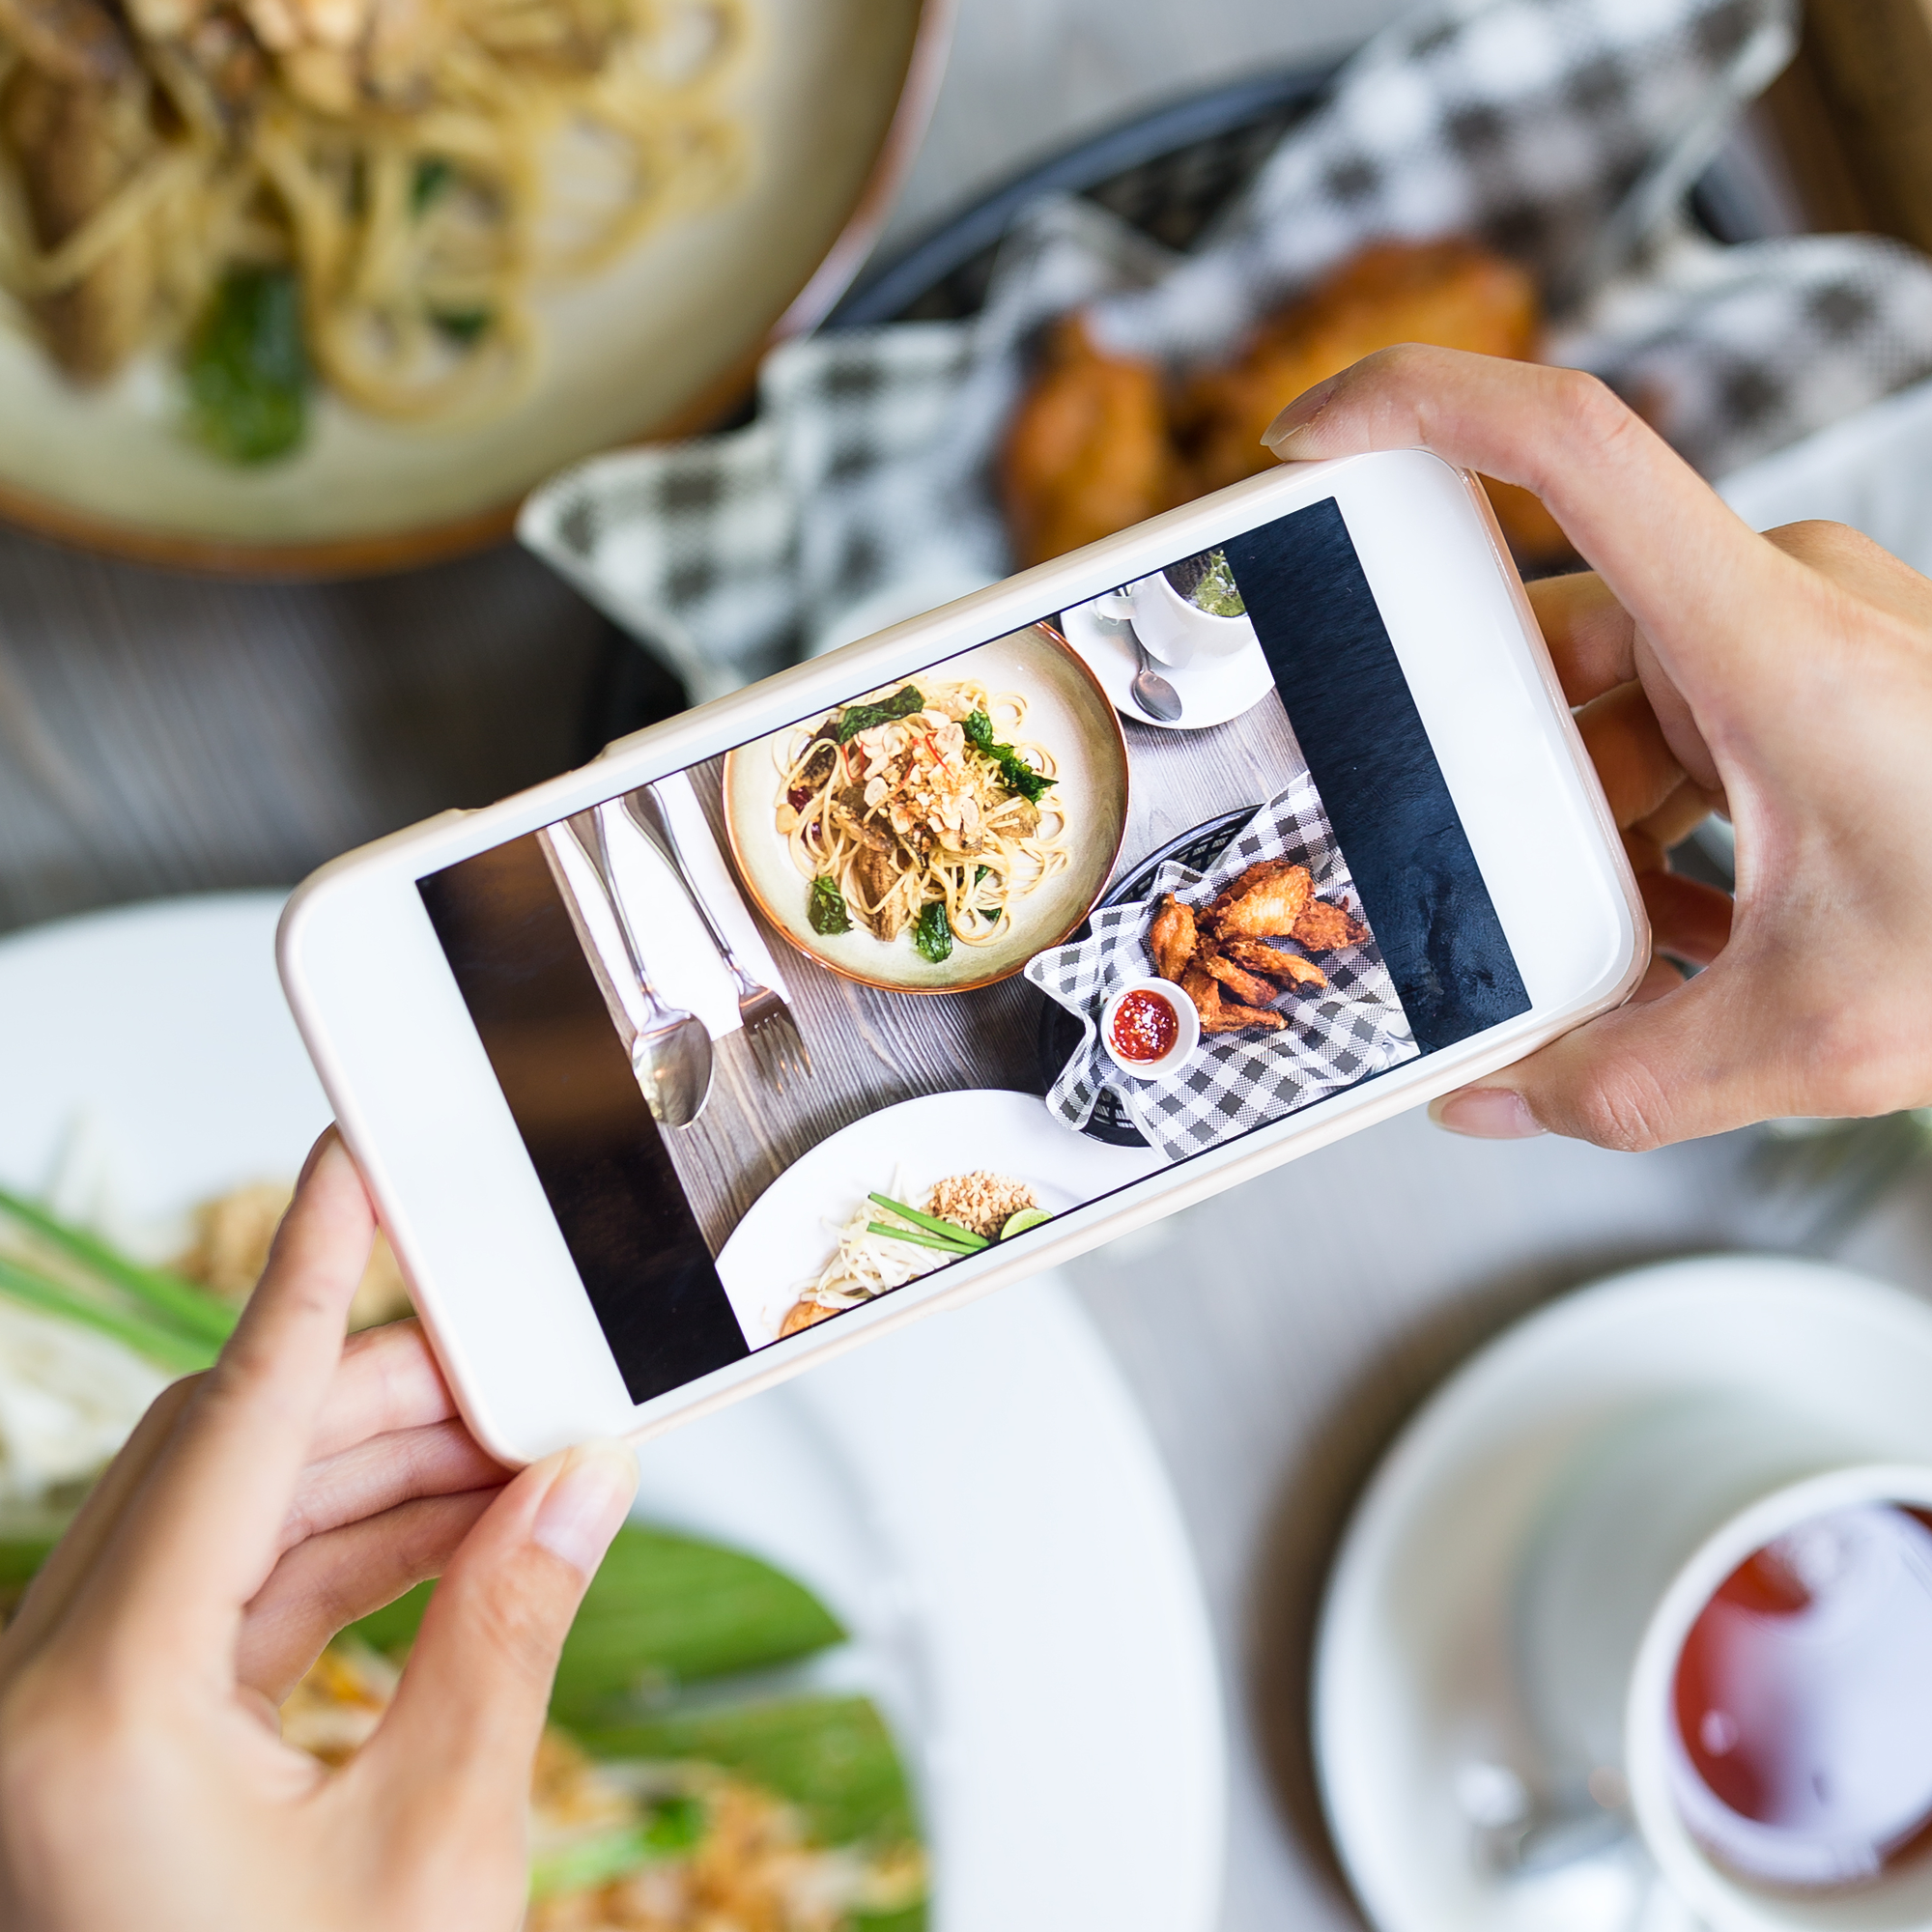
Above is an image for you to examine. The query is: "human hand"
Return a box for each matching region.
[0,1130,639,1932]
[1264,347,1932,1149]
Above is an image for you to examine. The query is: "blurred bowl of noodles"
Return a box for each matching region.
[0,0,950,571]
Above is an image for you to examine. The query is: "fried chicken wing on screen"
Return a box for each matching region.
[1149,893,1199,982]
[1291,898,1371,953]
[1219,937,1328,992]
[1201,952,1282,1010]
[1213,866,1314,940]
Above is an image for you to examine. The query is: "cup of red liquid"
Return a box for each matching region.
[1517,1400,1932,1928]
[1099,976,1199,1079]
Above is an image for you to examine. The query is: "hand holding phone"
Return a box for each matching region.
[281,446,1644,1459]
[1268,347,1932,1148]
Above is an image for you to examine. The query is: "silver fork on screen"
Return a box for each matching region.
[623,783,813,1093]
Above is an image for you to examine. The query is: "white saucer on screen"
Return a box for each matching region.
[0,895,1225,1932]
[1057,595,1275,732]
[1313,1257,1932,1932]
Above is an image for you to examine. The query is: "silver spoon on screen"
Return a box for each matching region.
[1129,632,1183,723]
[574,805,714,1127]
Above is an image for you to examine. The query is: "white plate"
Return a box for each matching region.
[0,0,932,557]
[0,892,1224,1932]
[715,1088,1163,1345]
[1059,593,1275,733]
[1314,1257,1932,1932]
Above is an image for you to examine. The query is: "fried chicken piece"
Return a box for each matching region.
[1000,316,1178,567]
[1180,963,1220,1015]
[1149,892,1199,982]
[1200,950,1282,1010]
[1291,898,1370,952]
[1176,242,1540,497]
[1200,996,1289,1035]
[1218,936,1329,993]
[1214,865,1313,939]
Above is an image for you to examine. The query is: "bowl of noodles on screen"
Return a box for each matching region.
[0,0,940,566]
[721,622,1129,994]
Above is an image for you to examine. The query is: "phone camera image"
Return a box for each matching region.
[417,496,1531,1407]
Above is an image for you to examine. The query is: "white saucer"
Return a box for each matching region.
[1058,595,1276,732]
[1313,1257,1932,1932]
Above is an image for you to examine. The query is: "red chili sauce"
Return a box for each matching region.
[1111,988,1179,1063]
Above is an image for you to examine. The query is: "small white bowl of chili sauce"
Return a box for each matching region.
[1099,977,1200,1080]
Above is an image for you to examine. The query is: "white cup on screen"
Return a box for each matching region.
[1516,1400,1932,1928]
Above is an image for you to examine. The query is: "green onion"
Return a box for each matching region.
[0,1256,215,1376]
[0,1185,237,1346]
[528,1800,705,1899]
[866,1193,987,1250]
[865,1222,976,1256]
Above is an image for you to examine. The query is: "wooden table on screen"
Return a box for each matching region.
[663,692,1303,1255]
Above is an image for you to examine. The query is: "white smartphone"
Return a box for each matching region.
[280,450,1646,1463]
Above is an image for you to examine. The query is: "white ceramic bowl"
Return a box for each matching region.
[1129,570,1257,668]
[1099,976,1200,1080]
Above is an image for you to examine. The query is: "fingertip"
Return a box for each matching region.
[529,1439,638,1578]
[1428,1086,1546,1139]
[1262,373,1346,456]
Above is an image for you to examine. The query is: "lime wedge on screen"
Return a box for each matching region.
[999,1208,1053,1239]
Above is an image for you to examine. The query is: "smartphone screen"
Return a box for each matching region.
[417,496,1530,1404]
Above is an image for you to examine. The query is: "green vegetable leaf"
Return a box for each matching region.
[0,1254,217,1375]
[809,875,852,936]
[411,155,455,213]
[911,900,952,964]
[431,307,492,344]
[576,1695,921,1854]
[527,1796,707,1898]
[961,711,1054,806]
[185,268,308,465]
[835,686,923,744]
[350,1524,846,1723]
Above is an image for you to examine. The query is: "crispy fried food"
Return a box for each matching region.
[1180,963,1221,1014]
[1149,892,1199,982]
[1200,950,1282,1010]
[1218,936,1329,992]
[1291,898,1371,952]
[1200,995,1288,1034]
[1000,316,1178,567]
[1175,241,1541,496]
[1214,865,1313,939]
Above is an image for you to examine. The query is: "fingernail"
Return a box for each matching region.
[1429,1087,1546,1140]
[1262,374,1344,455]
[532,1439,639,1576]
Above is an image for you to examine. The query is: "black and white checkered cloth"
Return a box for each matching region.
[519,0,1932,703]
[1024,783,1419,1162]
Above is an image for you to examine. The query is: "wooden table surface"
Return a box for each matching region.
[4,6,1932,1930]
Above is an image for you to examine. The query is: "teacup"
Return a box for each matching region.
[1517,1398,1932,1928]
[1127,569,1256,668]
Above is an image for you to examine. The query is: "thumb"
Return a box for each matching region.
[357,1438,638,1804]
[1427,967,1787,1151]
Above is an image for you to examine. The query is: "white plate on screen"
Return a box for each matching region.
[0,892,1225,1932]
[714,1088,1163,1344]
[1313,1257,1932,1932]
[1058,592,1275,733]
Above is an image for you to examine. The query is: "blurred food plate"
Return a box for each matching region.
[0,0,948,574]
[721,624,1129,993]
[0,890,1226,1932]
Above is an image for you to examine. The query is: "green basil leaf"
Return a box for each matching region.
[912,901,952,963]
[836,686,923,744]
[809,875,852,935]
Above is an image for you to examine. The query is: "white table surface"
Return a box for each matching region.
[3,6,1928,1929]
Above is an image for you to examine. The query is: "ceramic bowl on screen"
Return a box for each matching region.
[722,622,1129,994]
[1099,976,1199,1080]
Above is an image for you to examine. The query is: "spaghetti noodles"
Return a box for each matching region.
[772,676,1072,959]
[0,0,752,441]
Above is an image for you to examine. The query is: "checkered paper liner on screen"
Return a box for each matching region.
[1026,782,1420,1164]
